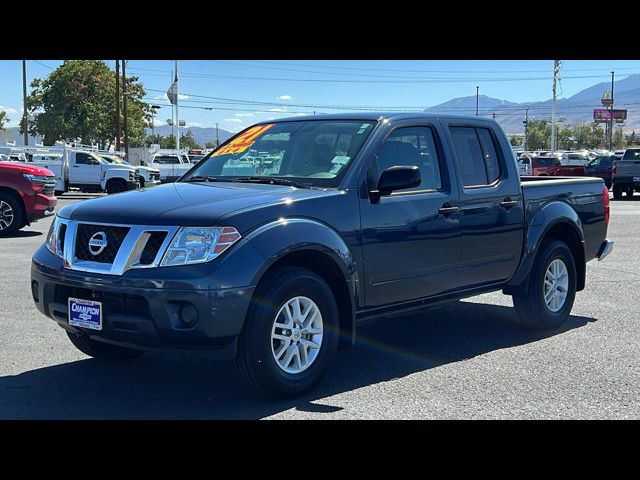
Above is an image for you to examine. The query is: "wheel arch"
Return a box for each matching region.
[505,201,585,294]
[246,218,359,349]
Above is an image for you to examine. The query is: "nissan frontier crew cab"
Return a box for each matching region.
[31,113,613,398]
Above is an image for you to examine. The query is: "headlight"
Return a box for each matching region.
[23,174,54,187]
[45,216,63,257]
[160,227,241,267]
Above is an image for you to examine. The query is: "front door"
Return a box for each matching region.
[360,123,463,307]
[70,152,102,184]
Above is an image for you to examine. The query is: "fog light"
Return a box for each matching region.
[180,303,199,326]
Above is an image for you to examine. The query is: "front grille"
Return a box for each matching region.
[75,224,130,263]
[139,231,167,265]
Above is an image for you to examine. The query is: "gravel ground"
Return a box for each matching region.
[0,192,638,419]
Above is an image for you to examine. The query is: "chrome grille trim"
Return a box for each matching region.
[59,219,179,275]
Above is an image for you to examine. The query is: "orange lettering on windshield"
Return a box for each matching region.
[212,124,275,156]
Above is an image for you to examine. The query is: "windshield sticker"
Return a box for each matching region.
[357,123,371,134]
[212,124,275,156]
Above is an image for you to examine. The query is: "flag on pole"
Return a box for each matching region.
[166,70,178,105]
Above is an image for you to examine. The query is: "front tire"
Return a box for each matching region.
[232,267,339,398]
[106,179,127,195]
[66,331,145,360]
[512,240,577,330]
[0,193,24,236]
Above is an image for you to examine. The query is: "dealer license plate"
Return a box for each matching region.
[68,297,103,331]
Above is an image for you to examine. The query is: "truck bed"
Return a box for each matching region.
[520,175,607,262]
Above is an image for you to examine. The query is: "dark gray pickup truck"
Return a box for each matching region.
[31,113,613,398]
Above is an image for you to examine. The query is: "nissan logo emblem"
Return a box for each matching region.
[88,231,108,256]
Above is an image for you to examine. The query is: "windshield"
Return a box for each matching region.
[182,120,376,187]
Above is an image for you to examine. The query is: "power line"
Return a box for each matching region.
[31,60,54,70]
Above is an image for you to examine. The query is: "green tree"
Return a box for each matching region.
[509,135,522,147]
[180,129,201,150]
[0,110,8,131]
[556,126,574,150]
[588,122,605,149]
[613,127,624,149]
[525,119,551,150]
[159,134,177,149]
[24,60,151,148]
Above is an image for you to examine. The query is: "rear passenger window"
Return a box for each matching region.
[376,126,443,192]
[450,126,503,187]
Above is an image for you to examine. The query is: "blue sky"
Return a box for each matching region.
[1,60,640,133]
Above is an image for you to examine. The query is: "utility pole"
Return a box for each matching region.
[115,60,121,151]
[216,123,219,147]
[175,60,180,151]
[151,105,160,137]
[550,60,561,155]
[524,108,529,151]
[22,60,28,146]
[122,60,129,157]
[609,71,615,152]
[475,86,479,116]
[492,112,496,120]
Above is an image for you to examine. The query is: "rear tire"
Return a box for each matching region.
[0,193,24,236]
[512,240,577,330]
[106,179,127,195]
[612,184,622,200]
[232,266,339,398]
[66,331,145,360]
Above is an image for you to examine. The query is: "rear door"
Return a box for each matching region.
[69,152,102,184]
[444,123,524,287]
[359,121,463,307]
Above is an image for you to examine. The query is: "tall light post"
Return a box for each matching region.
[475,86,479,116]
[550,60,561,155]
[523,108,529,151]
[22,61,28,146]
[609,71,615,152]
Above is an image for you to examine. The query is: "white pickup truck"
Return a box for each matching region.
[28,145,140,195]
[100,154,161,188]
[147,151,193,183]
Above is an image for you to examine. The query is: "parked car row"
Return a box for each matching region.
[516,148,640,197]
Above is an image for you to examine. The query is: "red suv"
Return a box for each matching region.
[0,162,57,235]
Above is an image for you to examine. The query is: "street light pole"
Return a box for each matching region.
[22,60,28,146]
[475,86,479,116]
[122,60,129,157]
[524,108,529,151]
[550,60,561,155]
[609,71,615,152]
[115,60,121,151]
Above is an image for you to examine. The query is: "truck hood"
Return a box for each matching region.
[58,181,341,227]
[0,162,54,176]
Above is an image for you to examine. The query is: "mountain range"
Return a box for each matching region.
[425,73,640,134]
[147,125,234,146]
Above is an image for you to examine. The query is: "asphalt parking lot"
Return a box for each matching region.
[0,192,638,419]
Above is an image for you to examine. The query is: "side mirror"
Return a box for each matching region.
[372,165,421,200]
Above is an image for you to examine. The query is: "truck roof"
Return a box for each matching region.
[263,112,500,124]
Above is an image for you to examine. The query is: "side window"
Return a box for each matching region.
[376,126,443,192]
[450,126,503,187]
[449,127,487,187]
[476,128,501,184]
[75,153,94,165]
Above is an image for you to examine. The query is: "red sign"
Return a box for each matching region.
[593,109,627,121]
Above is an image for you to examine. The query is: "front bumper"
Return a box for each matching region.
[25,192,57,224]
[143,179,162,187]
[30,246,254,356]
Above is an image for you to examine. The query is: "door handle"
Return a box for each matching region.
[438,203,460,215]
[72,165,80,168]
[500,198,518,209]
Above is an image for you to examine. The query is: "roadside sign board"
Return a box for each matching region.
[594,109,627,122]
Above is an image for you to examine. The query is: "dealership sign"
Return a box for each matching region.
[593,109,627,122]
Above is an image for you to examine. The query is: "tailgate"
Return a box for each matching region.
[616,160,640,176]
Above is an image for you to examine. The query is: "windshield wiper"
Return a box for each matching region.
[230,176,310,188]
[181,175,228,183]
